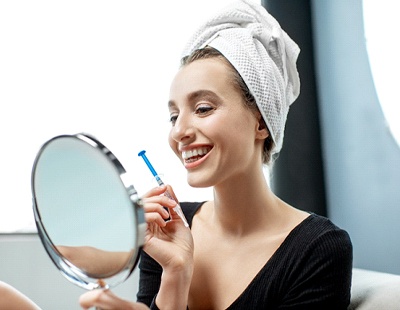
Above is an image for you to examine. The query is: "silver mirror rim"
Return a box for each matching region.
[31,133,145,290]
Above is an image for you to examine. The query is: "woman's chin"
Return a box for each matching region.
[187,175,212,188]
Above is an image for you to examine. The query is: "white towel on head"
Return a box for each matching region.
[181,0,300,154]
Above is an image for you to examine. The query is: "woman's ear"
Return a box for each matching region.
[255,115,269,140]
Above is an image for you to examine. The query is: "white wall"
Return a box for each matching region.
[0,0,258,233]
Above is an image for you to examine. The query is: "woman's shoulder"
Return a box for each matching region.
[303,213,351,236]
[286,213,353,255]
[295,213,351,239]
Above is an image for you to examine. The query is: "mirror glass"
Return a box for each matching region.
[363,1,400,146]
[31,133,145,290]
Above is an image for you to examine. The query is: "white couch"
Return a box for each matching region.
[349,268,400,310]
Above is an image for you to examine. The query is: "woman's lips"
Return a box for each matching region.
[182,146,212,168]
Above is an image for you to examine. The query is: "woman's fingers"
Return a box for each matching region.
[143,201,171,216]
[142,197,176,214]
[141,186,177,224]
[140,184,188,227]
[143,197,176,226]
[141,185,169,198]
[79,289,149,310]
[145,211,168,227]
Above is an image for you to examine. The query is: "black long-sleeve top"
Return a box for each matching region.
[137,202,353,309]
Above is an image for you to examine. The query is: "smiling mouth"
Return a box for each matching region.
[182,146,212,163]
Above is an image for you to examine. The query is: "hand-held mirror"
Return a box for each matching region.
[31,133,146,293]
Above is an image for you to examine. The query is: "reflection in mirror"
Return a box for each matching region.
[363,1,400,146]
[56,246,133,279]
[31,133,145,291]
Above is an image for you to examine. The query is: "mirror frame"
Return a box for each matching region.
[31,133,146,290]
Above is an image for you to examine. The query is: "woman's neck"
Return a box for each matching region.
[209,168,284,237]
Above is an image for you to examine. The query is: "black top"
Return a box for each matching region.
[137,202,353,309]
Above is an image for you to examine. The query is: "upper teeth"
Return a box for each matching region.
[182,147,210,160]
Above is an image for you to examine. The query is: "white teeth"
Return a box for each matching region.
[182,150,191,159]
[182,147,210,160]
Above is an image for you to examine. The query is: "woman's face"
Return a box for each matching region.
[168,58,266,188]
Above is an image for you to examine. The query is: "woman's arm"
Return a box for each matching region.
[0,281,41,310]
[56,245,132,277]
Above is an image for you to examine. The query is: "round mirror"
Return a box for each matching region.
[31,133,146,291]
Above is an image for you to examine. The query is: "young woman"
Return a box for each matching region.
[80,1,352,309]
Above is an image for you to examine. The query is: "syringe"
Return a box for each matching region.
[138,150,189,227]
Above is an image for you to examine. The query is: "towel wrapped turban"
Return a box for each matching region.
[181,0,300,154]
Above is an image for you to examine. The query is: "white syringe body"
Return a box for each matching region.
[155,175,189,228]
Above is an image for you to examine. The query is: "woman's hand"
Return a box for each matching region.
[78,185,194,310]
[141,185,194,272]
[79,289,149,310]
[141,185,194,309]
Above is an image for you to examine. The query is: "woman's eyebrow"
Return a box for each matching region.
[168,100,176,109]
[187,90,219,102]
[168,90,220,109]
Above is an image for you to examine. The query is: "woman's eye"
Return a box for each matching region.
[169,115,178,125]
[196,106,213,115]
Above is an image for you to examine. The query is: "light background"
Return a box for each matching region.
[1,0,399,234]
[0,0,264,232]
[362,0,400,145]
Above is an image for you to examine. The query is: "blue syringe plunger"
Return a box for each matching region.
[138,150,159,178]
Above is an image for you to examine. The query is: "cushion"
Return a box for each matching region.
[349,268,400,310]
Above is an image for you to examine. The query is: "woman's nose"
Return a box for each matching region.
[170,114,195,142]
